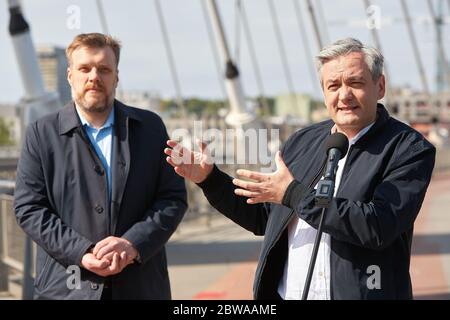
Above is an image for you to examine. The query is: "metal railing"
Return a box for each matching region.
[0,192,35,299]
[0,115,448,300]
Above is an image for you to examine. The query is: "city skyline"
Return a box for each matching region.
[1,0,449,104]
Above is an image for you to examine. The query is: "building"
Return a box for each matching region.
[36,45,71,105]
[274,93,328,123]
[387,87,450,124]
[116,90,163,114]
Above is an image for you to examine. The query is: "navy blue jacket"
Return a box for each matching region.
[198,105,435,299]
[14,100,187,299]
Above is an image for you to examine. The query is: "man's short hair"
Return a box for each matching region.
[66,33,121,67]
[315,38,384,84]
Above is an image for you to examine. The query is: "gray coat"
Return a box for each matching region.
[13,100,187,299]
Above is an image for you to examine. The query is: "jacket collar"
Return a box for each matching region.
[321,103,390,154]
[58,99,142,135]
[351,103,391,147]
[373,103,390,128]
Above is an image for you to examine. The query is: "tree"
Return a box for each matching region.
[0,117,14,146]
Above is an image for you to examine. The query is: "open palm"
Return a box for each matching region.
[165,139,213,183]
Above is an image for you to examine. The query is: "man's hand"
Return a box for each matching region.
[81,251,129,277]
[233,151,294,204]
[80,237,138,277]
[93,236,138,266]
[164,139,214,183]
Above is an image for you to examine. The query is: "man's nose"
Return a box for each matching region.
[339,85,353,102]
[88,68,100,82]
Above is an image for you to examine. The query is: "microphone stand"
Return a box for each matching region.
[301,178,335,300]
[301,206,327,300]
[300,133,347,300]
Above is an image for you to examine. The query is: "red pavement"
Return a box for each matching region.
[193,261,257,300]
[410,171,450,299]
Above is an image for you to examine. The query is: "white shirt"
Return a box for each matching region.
[277,123,374,300]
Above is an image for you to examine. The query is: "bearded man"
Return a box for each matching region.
[14,33,187,300]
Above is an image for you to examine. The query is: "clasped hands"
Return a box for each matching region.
[81,236,138,277]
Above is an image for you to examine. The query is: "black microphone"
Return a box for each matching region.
[315,133,349,208]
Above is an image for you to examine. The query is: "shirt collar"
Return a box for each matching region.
[348,122,374,146]
[75,104,115,130]
[331,122,375,146]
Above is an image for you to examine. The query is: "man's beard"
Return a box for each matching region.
[72,86,115,114]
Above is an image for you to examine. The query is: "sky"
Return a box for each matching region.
[0,0,449,104]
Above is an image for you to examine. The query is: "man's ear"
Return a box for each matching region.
[376,74,386,100]
[67,67,72,87]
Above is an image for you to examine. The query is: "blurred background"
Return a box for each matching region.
[1,0,450,300]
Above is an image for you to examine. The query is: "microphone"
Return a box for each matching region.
[315,133,349,208]
[303,132,349,300]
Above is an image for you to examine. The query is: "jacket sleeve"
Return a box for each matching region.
[285,135,436,250]
[195,164,270,236]
[13,123,94,268]
[121,123,187,264]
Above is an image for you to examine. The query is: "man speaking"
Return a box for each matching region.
[165,38,436,299]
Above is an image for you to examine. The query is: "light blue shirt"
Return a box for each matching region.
[75,106,114,200]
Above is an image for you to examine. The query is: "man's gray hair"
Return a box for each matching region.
[316,38,384,84]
